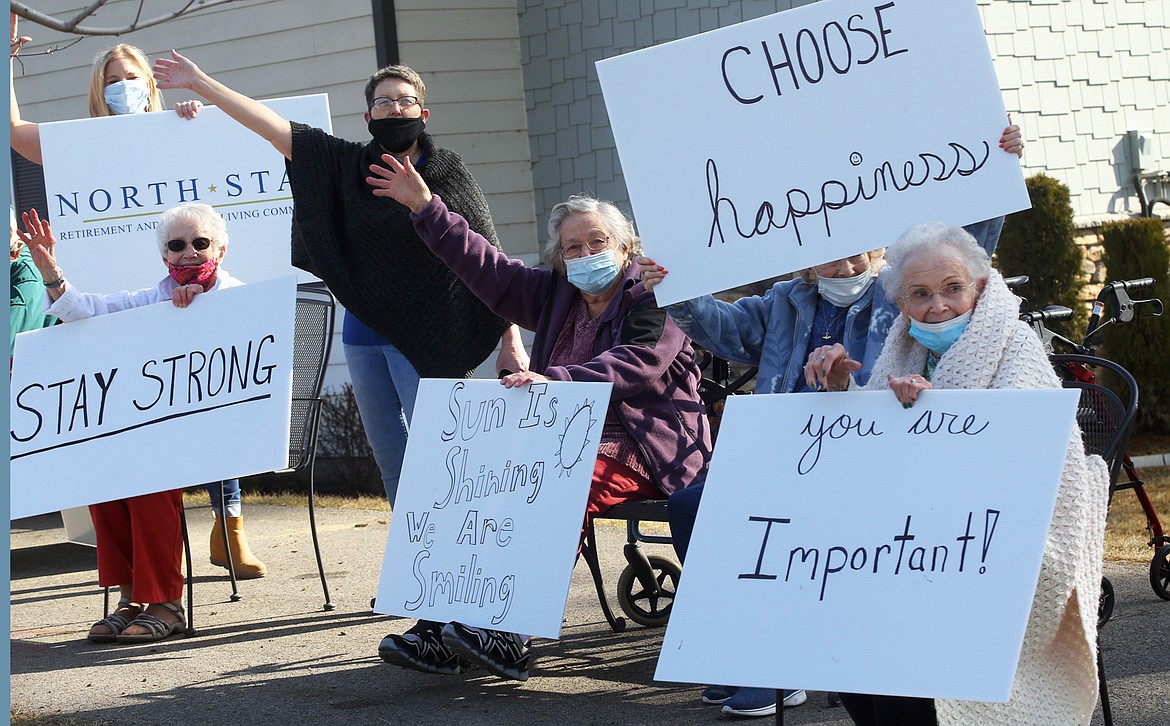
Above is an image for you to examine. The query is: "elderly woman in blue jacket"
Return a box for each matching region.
[364,153,711,685]
[637,122,1024,719]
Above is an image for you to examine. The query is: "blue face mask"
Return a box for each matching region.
[103,80,151,115]
[908,310,972,354]
[564,249,621,296]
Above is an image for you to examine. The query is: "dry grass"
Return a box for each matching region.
[182,489,389,511]
[1104,465,1170,562]
[11,712,113,726]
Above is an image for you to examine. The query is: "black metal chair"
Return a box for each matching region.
[283,280,337,611]
[1050,353,1140,726]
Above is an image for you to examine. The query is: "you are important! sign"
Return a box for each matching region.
[376,379,613,639]
[656,388,1079,702]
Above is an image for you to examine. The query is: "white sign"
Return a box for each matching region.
[656,388,1078,702]
[596,0,1029,305]
[376,378,612,639]
[38,95,332,293]
[9,277,297,519]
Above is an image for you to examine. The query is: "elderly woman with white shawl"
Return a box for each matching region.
[810,222,1109,726]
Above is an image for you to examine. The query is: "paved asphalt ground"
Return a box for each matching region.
[10,503,1169,725]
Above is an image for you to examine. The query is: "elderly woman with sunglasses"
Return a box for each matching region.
[364,154,711,684]
[19,202,241,644]
[811,222,1109,726]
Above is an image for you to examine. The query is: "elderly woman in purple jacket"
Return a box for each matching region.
[365,154,711,684]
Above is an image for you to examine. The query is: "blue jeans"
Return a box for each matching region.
[345,342,420,508]
[205,479,241,517]
[667,481,704,564]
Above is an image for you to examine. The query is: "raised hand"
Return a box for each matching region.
[152,49,200,90]
[366,153,433,213]
[10,12,31,57]
[18,209,63,290]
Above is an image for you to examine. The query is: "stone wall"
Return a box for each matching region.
[1075,218,1170,300]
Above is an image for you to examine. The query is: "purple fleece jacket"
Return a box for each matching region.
[411,195,711,495]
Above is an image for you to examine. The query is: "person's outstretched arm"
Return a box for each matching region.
[153,49,293,159]
[10,14,41,164]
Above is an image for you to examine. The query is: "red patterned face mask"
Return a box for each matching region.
[166,258,219,291]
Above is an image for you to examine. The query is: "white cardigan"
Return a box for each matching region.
[45,268,243,321]
[864,269,1110,726]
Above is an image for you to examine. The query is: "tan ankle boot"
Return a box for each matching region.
[209,515,268,579]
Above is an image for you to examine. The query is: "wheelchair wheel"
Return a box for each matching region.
[1098,576,1114,628]
[617,555,680,628]
[1151,544,1170,601]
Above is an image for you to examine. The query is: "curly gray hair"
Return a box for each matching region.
[543,195,642,273]
[880,222,990,301]
[156,203,228,257]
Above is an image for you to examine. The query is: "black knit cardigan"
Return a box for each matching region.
[287,123,509,377]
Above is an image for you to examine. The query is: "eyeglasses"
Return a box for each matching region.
[371,95,420,111]
[561,235,612,260]
[166,237,213,253]
[899,282,975,307]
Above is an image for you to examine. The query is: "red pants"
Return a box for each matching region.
[90,489,185,604]
[579,455,663,551]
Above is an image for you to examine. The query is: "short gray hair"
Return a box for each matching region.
[544,195,642,273]
[880,222,990,301]
[156,203,229,257]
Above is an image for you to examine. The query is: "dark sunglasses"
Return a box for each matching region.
[166,237,213,253]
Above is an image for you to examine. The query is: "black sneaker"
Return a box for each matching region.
[441,622,530,681]
[379,623,460,675]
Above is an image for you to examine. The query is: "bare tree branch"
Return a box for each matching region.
[12,0,249,37]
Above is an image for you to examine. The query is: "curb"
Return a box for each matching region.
[1131,453,1170,469]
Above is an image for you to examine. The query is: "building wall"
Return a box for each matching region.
[979,0,1170,226]
[395,0,539,257]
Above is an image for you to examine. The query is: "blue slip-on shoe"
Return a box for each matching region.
[721,687,807,717]
[700,684,739,704]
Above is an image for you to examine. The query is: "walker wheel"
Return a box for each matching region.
[1151,545,1170,601]
[1098,576,1115,627]
[616,555,680,628]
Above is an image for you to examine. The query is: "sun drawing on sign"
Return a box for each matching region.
[556,400,598,477]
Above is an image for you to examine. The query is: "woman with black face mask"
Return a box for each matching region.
[152,52,528,521]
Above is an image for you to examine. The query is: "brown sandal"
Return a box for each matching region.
[116,601,186,643]
[88,597,140,643]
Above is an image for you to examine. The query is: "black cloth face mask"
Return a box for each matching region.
[368,117,425,153]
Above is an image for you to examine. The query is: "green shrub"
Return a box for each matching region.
[1099,218,1170,434]
[995,174,1087,336]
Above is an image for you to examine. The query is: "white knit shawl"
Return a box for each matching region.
[864,269,1110,726]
